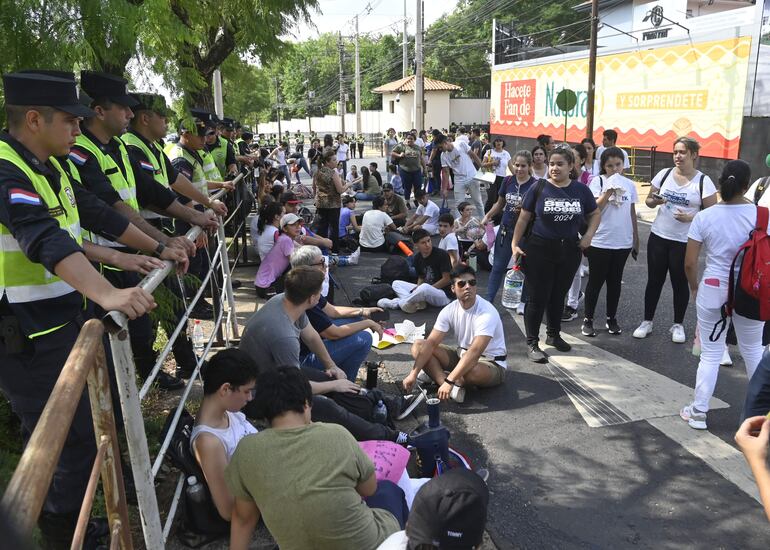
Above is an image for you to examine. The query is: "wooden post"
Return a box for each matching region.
[586,0,599,139]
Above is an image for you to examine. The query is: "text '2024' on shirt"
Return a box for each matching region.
[522,179,597,241]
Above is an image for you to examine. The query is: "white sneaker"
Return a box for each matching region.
[680,403,707,430]
[401,300,427,314]
[720,347,733,367]
[349,247,360,265]
[670,323,686,344]
[516,302,525,315]
[450,385,466,403]
[633,320,653,339]
[377,298,399,310]
[416,370,433,384]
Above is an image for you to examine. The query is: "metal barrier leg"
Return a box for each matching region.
[217,219,240,340]
[108,327,164,548]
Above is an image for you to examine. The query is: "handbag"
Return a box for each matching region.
[439,197,451,216]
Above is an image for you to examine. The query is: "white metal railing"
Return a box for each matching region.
[103,172,248,548]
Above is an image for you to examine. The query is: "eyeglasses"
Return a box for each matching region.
[455,279,477,288]
[313,260,326,267]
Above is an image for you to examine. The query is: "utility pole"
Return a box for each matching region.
[274,77,282,137]
[212,68,224,118]
[585,0,599,139]
[338,31,346,134]
[355,15,362,137]
[414,0,424,131]
[402,0,408,78]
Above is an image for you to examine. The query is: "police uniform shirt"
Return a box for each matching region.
[237,140,250,156]
[170,144,204,182]
[205,138,236,170]
[0,132,129,333]
[123,129,180,184]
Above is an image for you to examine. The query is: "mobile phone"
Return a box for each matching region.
[652,192,664,201]
[370,309,390,322]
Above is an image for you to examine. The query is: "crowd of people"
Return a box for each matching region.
[3,65,770,549]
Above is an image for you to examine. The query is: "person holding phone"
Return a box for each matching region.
[581,147,639,337]
[633,137,717,343]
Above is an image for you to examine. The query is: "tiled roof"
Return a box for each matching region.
[372,75,463,93]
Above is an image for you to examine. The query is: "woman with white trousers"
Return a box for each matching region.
[681,160,765,430]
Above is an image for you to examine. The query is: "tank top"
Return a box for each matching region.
[190,411,257,460]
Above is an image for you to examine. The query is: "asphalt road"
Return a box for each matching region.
[333,191,770,549]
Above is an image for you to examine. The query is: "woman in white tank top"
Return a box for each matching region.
[191,349,258,521]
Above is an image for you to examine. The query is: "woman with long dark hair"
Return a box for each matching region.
[680,160,764,430]
[511,146,600,362]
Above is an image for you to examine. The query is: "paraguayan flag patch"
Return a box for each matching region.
[9,188,42,206]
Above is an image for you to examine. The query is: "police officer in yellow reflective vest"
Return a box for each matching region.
[72,71,190,390]
[207,117,237,178]
[0,72,161,547]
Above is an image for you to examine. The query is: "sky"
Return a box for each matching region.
[285,0,460,41]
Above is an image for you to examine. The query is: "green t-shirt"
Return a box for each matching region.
[225,422,399,550]
[392,143,422,173]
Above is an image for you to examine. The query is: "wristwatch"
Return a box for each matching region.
[153,242,166,258]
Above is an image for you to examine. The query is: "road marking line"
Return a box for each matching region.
[508,312,760,503]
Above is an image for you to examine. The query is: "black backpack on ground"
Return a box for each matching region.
[357,283,396,305]
[379,256,413,284]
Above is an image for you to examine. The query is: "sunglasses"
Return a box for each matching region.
[455,279,477,288]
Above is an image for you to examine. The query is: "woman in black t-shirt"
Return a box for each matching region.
[511,146,600,362]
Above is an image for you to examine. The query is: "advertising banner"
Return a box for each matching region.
[490,37,751,159]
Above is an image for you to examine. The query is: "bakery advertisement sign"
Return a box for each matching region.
[490,36,751,159]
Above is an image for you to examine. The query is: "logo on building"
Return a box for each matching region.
[649,5,664,28]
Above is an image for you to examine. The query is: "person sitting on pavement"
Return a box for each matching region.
[376,468,489,550]
[339,194,361,239]
[240,266,413,444]
[252,201,283,261]
[388,164,404,195]
[355,165,383,201]
[403,189,440,235]
[437,213,460,268]
[227,367,406,550]
[191,349,259,522]
[384,182,408,227]
[360,195,408,253]
[291,246,385,381]
[280,190,334,250]
[378,229,453,313]
[403,265,507,403]
[254,213,300,299]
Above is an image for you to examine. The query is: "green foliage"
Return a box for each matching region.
[222,57,274,129]
[149,273,201,334]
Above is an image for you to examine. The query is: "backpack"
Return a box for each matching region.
[357,283,397,305]
[754,176,770,205]
[724,207,770,327]
[379,256,413,283]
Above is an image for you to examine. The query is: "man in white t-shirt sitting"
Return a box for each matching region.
[403,266,507,402]
[437,213,460,267]
[404,189,440,235]
[359,196,407,253]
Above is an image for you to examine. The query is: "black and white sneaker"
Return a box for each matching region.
[528,344,547,363]
[395,431,412,446]
[606,318,622,335]
[397,391,426,420]
[581,318,596,337]
[561,306,578,322]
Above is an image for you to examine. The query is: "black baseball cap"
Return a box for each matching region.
[131,93,172,117]
[80,71,139,108]
[414,188,427,199]
[407,469,489,549]
[242,131,254,140]
[220,117,235,130]
[382,183,394,191]
[280,191,300,205]
[2,72,94,117]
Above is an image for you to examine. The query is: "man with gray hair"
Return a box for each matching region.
[291,246,386,381]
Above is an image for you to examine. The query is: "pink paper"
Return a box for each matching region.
[358,440,410,484]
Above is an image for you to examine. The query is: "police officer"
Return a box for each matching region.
[208,117,237,178]
[294,129,304,156]
[73,71,190,390]
[0,72,158,547]
[357,133,365,159]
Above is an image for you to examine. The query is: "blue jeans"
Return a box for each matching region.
[301,318,371,381]
[364,480,408,529]
[355,192,379,201]
[486,225,528,305]
[744,346,770,420]
[399,168,422,202]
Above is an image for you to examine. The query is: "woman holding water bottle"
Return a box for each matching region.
[511,146,600,363]
[482,150,536,311]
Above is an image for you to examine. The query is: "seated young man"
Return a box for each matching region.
[403,189,440,235]
[191,349,259,522]
[240,266,411,444]
[383,183,408,227]
[226,367,406,550]
[403,266,507,403]
[359,195,407,253]
[437,213,460,268]
[290,246,385,381]
[378,229,453,314]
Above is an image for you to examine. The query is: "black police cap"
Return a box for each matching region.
[2,72,93,117]
[179,113,208,137]
[131,93,172,117]
[241,131,254,140]
[220,117,235,130]
[80,71,139,108]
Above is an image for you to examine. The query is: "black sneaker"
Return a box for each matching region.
[582,318,596,337]
[561,306,578,322]
[606,318,622,334]
[528,344,548,363]
[190,300,214,320]
[155,370,185,391]
[546,334,571,352]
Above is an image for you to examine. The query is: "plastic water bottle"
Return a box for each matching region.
[502,266,525,309]
[192,320,205,354]
[372,400,388,424]
[185,476,219,533]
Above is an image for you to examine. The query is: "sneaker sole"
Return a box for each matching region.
[632,331,651,339]
[396,392,426,420]
[582,330,596,337]
[688,418,707,430]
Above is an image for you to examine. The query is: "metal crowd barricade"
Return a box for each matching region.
[104,171,248,548]
[1,320,132,550]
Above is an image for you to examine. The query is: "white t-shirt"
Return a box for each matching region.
[360,209,393,248]
[441,140,476,178]
[376,530,407,550]
[746,177,770,207]
[688,203,758,308]
[650,168,717,243]
[346,171,358,183]
[416,200,440,231]
[489,149,511,177]
[595,145,630,169]
[589,174,638,249]
[438,232,459,254]
[256,225,279,260]
[434,296,508,368]
[336,143,349,161]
